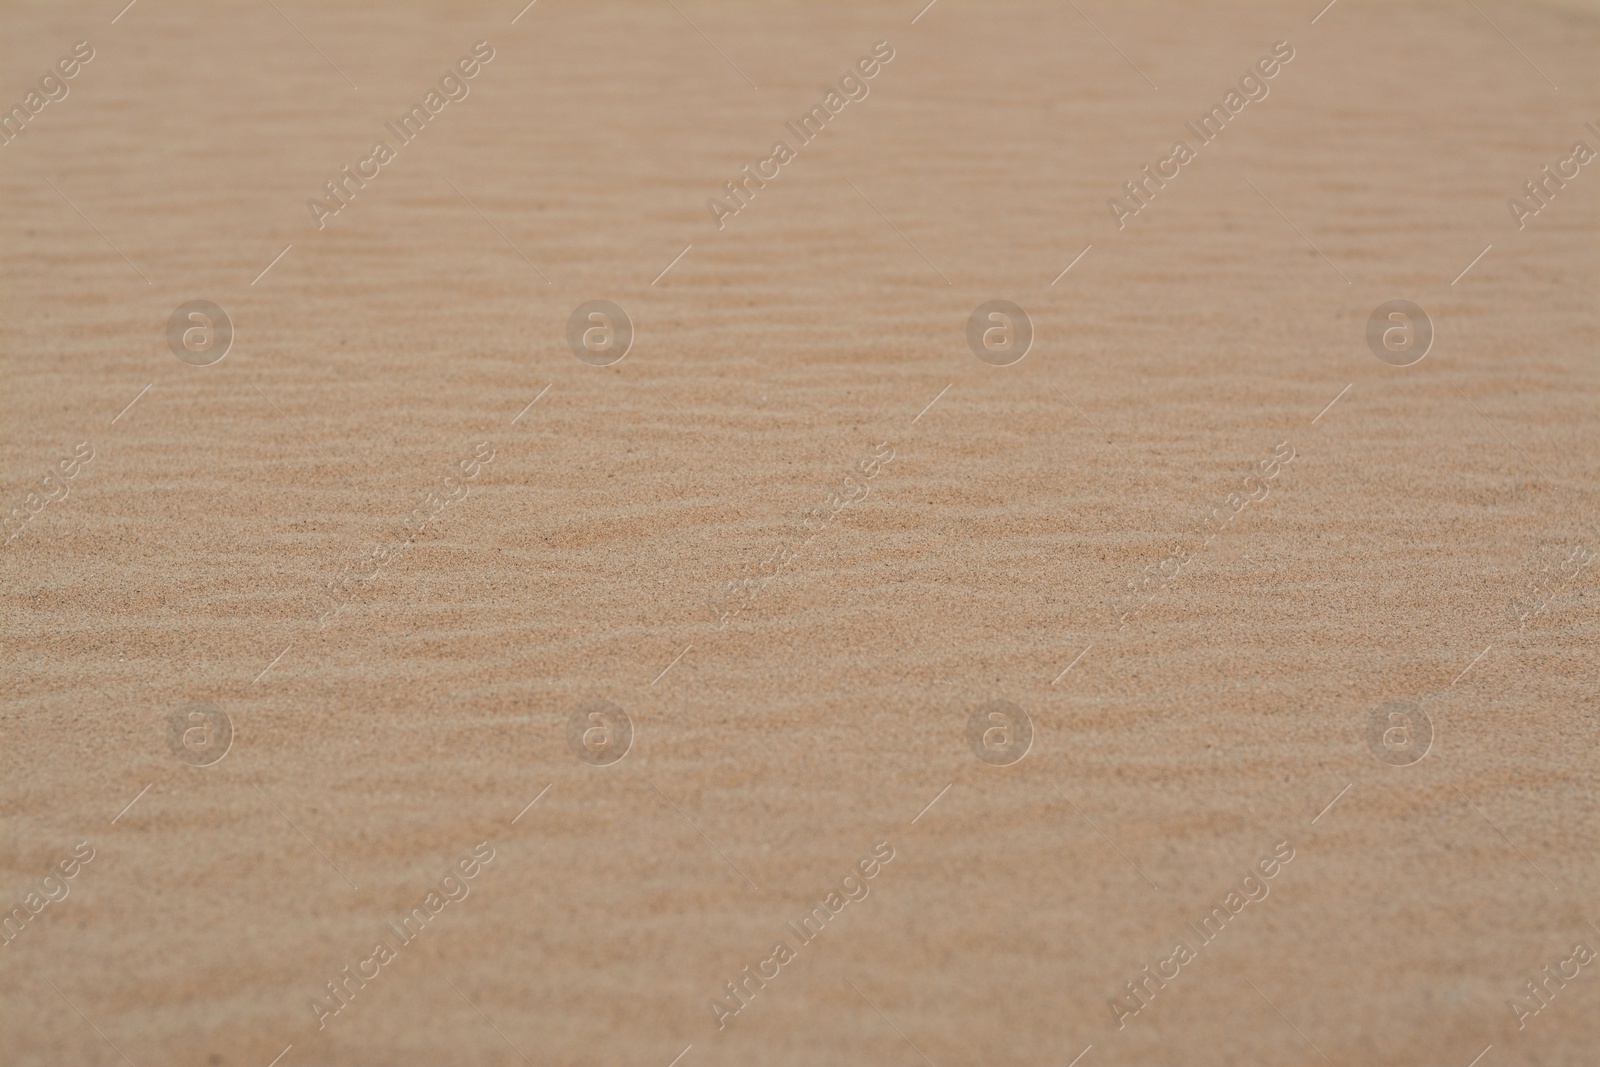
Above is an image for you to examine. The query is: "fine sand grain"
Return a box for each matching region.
[3,2,1597,1065]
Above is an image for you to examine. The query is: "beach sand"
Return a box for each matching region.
[2,1,1596,1064]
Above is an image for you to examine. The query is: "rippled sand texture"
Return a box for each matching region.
[2,1,1597,1065]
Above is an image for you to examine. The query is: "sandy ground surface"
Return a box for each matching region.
[2,1,1597,1064]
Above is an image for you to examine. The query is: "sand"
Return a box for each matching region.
[2,1,1597,1064]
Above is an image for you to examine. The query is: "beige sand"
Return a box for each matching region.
[3,1,1597,1064]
